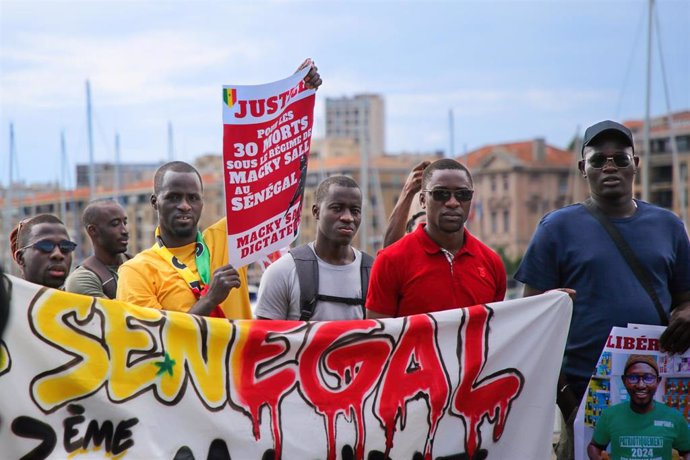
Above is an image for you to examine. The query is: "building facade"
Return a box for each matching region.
[626,110,690,224]
[0,164,225,277]
[460,139,587,264]
[325,94,385,157]
[0,151,437,285]
[76,162,162,190]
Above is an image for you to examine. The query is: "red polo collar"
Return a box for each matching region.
[413,223,477,258]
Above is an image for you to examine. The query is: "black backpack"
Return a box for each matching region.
[289,244,374,321]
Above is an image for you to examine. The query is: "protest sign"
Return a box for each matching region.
[574,325,690,460]
[222,68,315,268]
[0,276,570,459]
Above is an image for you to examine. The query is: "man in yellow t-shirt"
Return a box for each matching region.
[117,59,321,318]
[116,161,251,319]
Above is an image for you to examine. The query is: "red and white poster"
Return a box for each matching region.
[222,68,315,267]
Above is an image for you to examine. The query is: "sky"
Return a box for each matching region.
[1,0,689,186]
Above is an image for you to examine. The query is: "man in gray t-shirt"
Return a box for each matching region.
[65,199,129,299]
[256,176,368,321]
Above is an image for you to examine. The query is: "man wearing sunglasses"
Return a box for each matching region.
[366,158,506,318]
[515,120,690,460]
[588,354,690,460]
[12,214,76,289]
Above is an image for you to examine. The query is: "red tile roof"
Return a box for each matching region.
[307,153,434,170]
[459,140,573,169]
[624,110,690,134]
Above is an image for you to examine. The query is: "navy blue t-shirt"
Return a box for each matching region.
[515,201,690,387]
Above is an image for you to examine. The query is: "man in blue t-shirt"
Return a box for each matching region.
[588,354,690,460]
[515,120,690,460]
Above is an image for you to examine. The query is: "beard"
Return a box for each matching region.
[171,225,197,240]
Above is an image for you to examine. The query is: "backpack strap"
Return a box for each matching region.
[81,256,117,299]
[359,252,374,318]
[290,245,320,321]
[582,199,668,325]
[80,253,132,300]
[290,245,374,321]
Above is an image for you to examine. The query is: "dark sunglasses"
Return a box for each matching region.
[19,239,77,254]
[623,373,657,385]
[424,189,474,203]
[587,153,633,169]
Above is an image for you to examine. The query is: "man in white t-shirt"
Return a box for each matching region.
[255,175,372,321]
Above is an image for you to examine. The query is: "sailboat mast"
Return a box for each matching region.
[3,124,16,268]
[114,132,121,200]
[86,80,96,200]
[168,121,174,161]
[449,109,455,158]
[60,131,67,220]
[642,0,653,202]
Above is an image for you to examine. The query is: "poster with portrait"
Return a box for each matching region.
[574,325,690,460]
[222,68,315,267]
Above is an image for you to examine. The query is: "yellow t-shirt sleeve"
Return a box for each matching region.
[116,262,165,310]
[203,217,252,320]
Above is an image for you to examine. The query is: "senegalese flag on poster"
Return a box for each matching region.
[223,88,237,108]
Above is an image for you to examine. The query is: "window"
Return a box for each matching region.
[503,210,510,233]
[502,174,509,191]
[558,173,569,195]
[490,176,497,192]
[490,211,497,234]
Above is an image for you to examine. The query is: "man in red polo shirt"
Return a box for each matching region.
[366,158,506,318]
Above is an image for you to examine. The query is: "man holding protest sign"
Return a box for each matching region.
[117,161,249,317]
[255,175,372,321]
[366,158,506,318]
[117,60,322,318]
[515,120,690,460]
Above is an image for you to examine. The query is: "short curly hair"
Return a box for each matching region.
[421,159,473,189]
[314,175,360,206]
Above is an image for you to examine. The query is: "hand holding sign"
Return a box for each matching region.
[296,58,322,90]
[222,63,317,267]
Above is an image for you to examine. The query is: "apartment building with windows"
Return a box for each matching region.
[0,163,225,277]
[325,94,385,157]
[0,150,438,283]
[626,110,690,221]
[460,138,587,263]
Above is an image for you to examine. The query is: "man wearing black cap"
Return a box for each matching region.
[515,120,690,459]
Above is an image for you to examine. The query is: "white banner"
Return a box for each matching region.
[0,276,571,459]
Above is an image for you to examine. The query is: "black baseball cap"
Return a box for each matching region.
[582,120,634,157]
